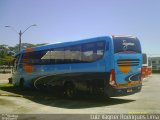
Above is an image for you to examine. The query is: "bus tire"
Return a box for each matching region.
[64,83,76,99]
[19,78,24,90]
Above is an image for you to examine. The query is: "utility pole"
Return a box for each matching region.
[19,30,22,52]
[5,24,37,52]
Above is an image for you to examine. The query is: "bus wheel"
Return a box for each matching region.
[19,79,24,90]
[64,83,76,99]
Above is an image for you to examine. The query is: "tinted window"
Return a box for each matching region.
[37,50,50,64]
[82,42,95,62]
[21,41,106,65]
[113,37,141,53]
[95,41,105,59]
[64,45,82,63]
[82,41,105,62]
[64,47,72,63]
[70,45,82,63]
[22,50,47,65]
[52,48,64,64]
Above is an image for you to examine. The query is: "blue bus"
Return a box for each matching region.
[12,35,142,98]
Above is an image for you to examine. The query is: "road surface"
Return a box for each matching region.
[0,74,160,116]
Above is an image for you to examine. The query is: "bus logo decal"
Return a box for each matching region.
[122,40,135,50]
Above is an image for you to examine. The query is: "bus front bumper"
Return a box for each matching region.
[105,84,142,97]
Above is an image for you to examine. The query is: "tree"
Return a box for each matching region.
[0,43,47,65]
[0,45,8,58]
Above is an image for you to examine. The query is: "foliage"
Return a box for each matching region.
[0,43,47,65]
[152,70,160,73]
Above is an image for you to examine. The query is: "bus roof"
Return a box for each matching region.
[16,36,112,55]
[112,35,137,39]
[15,35,138,56]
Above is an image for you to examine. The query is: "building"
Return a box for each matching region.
[149,57,160,71]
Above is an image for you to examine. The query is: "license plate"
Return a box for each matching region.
[127,88,133,93]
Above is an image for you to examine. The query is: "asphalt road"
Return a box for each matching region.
[0,74,160,115]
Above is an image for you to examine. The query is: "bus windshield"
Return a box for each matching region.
[113,37,141,53]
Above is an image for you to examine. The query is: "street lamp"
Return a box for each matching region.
[5,24,37,52]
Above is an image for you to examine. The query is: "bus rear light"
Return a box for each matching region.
[109,69,117,87]
[109,80,116,86]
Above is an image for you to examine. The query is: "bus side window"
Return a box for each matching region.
[50,50,56,64]
[39,50,50,64]
[82,42,95,62]
[22,50,45,65]
[54,48,65,64]
[70,45,82,63]
[95,41,105,60]
[64,45,82,64]
[64,47,72,63]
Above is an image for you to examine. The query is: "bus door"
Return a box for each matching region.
[12,54,23,85]
[13,54,21,72]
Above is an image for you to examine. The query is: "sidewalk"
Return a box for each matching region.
[0,73,11,84]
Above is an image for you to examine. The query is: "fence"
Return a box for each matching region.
[0,66,13,73]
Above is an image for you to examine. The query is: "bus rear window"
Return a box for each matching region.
[113,37,141,53]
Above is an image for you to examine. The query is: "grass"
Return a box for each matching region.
[0,83,13,88]
[152,70,160,73]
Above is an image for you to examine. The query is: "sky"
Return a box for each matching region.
[0,0,160,55]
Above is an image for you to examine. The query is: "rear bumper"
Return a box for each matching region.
[105,84,142,97]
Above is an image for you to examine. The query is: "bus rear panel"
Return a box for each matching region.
[105,36,142,97]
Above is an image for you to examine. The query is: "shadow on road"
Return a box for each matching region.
[0,86,135,109]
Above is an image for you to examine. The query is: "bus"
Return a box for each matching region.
[11,35,142,98]
[147,58,152,76]
[142,53,148,78]
[142,53,152,79]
